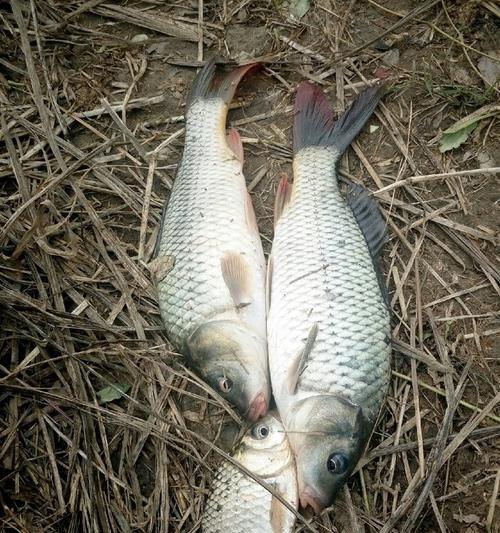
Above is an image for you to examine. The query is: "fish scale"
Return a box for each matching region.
[269,146,390,419]
[203,463,275,533]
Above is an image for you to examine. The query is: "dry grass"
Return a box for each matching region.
[1,1,499,532]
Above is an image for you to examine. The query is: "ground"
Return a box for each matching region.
[0,1,499,532]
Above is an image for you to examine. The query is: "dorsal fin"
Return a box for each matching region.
[345,183,389,303]
[346,183,387,258]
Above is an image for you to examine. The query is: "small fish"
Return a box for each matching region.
[267,81,391,512]
[154,60,269,421]
[202,412,298,533]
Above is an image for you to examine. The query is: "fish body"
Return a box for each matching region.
[202,412,297,533]
[155,61,269,420]
[267,82,391,511]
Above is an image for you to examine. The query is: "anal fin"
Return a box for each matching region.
[220,252,252,309]
[274,175,292,227]
[226,129,244,164]
[244,191,259,236]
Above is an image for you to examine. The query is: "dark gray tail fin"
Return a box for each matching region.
[187,59,259,107]
[293,81,385,155]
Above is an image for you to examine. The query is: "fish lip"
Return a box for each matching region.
[247,391,268,421]
[299,486,325,514]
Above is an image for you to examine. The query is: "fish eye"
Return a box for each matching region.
[251,423,269,440]
[327,453,348,474]
[218,377,233,393]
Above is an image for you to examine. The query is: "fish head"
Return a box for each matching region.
[287,395,370,513]
[236,412,295,478]
[207,412,298,532]
[186,319,270,420]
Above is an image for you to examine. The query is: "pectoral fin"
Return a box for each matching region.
[220,252,252,309]
[266,255,273,314]
[270,494,288,533]
[287,323,318,394]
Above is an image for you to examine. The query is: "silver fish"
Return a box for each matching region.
[202,412,297,533]
[154,60,269,420]
[267,81,391,512]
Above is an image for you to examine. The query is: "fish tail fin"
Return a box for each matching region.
[293,81,385,155]
[187,59,259,106]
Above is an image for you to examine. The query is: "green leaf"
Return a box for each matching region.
[289,0,310,19]
[439,121,478,153]
[439,103,500,153]
[97,383,130,404]
[422,328,433,341]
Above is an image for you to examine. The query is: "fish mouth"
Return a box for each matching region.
[299,486,325,514]
[247,391,268,421]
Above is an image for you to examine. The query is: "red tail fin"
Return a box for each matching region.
[293,81,385,155]
[187,59,259,107]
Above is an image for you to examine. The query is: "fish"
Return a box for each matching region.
[202,412,298,533]
[267,81,391,512]
[154,60,269,421]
